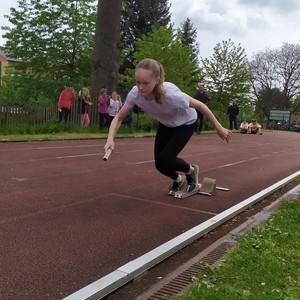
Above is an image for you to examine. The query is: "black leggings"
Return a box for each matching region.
[154,122,196,180]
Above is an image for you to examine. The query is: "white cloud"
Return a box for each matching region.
[1,0,300,59]
[172,0,300,58]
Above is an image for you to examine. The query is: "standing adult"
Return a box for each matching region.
[98,88,110,129]
[57,83,76,122]
[194,83,211,134]
[104,58,231,195]
[227,99,239,130]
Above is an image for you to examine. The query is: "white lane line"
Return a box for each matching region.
[37,145,99,150]
[0,191,216,225]
[0,193,107,225]
[216,160,248,168]
[0,141,154,152]
[55,149,142,160]
[134,146,300,167]
[111,193,217,216]
[134,159,155,164]
[3,149,143,164]
[4,153,103,164]
[0,144,100,152]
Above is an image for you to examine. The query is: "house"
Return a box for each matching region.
[0,50,21,82]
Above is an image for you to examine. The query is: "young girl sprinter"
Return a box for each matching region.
[104,58,232,195]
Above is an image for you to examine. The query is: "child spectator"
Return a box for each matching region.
[79,87,91,127]
[240,119,249,133]
[248,119,262,135]
[108,91,122,125]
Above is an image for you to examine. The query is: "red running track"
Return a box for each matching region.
[0,131,299,299]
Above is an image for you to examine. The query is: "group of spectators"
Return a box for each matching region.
[239,119,262,134]
[97,88,123,129]
[57,81,262,134]
[194,83,262,135]
[226,97,262,135]
[57,83,129,129]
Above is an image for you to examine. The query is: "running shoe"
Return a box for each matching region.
[186,164,199,193]
[168,178,186,196]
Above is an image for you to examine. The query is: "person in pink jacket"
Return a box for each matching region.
[98,88,110,129]
[58,83,76,122]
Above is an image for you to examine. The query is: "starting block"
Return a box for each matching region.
[199,177,217,195]
[174,177,229,199]
[174,184,201,199]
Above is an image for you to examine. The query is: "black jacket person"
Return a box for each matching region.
[194,83,211,133]
[227,99,239,130]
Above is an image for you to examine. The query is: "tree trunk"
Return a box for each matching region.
[92,0,122,100]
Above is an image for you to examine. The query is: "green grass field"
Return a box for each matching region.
[177,199,300,300]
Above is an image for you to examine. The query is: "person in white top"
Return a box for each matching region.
[240,119,249,133]
[108,91,122,125]
[104,58,232,195]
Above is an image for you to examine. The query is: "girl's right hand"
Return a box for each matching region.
[104,140,114,153]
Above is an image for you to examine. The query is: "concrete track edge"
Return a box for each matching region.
[62,170,300,300]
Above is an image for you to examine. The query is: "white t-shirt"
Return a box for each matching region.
[108,99,122,117]
[124,82,197,127]
[240,121,249,130]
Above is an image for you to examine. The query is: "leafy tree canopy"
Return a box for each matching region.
[1,0,96,81]
[120,0,171,72]
[291,95,300,113]
[119,26,201,96]
[201,39,252,112]
[255,87,287,119]
[250,43,300,114]
[177,18,199,65]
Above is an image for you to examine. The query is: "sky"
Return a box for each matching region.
[1,0,300,59]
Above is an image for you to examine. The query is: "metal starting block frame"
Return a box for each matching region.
[174,177,229,199]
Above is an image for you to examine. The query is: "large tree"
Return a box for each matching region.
[91,0,122,99]
[201,39,252,112]
[177,18,202,90]
[120,0,171,72]
[255,87,286,119]
[249,43,300,113]
[178,18,199,65]
[292,95,300,112]
[1,0,96,81]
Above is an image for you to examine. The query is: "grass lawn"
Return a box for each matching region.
[177,198,300,300]
[0,130,156,142]
[0,118,157,142]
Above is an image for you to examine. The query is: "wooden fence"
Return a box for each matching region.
[0,99,99,126]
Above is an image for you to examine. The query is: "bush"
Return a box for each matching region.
[133,113,158,132]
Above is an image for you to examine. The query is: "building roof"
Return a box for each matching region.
[0,49,22,63]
